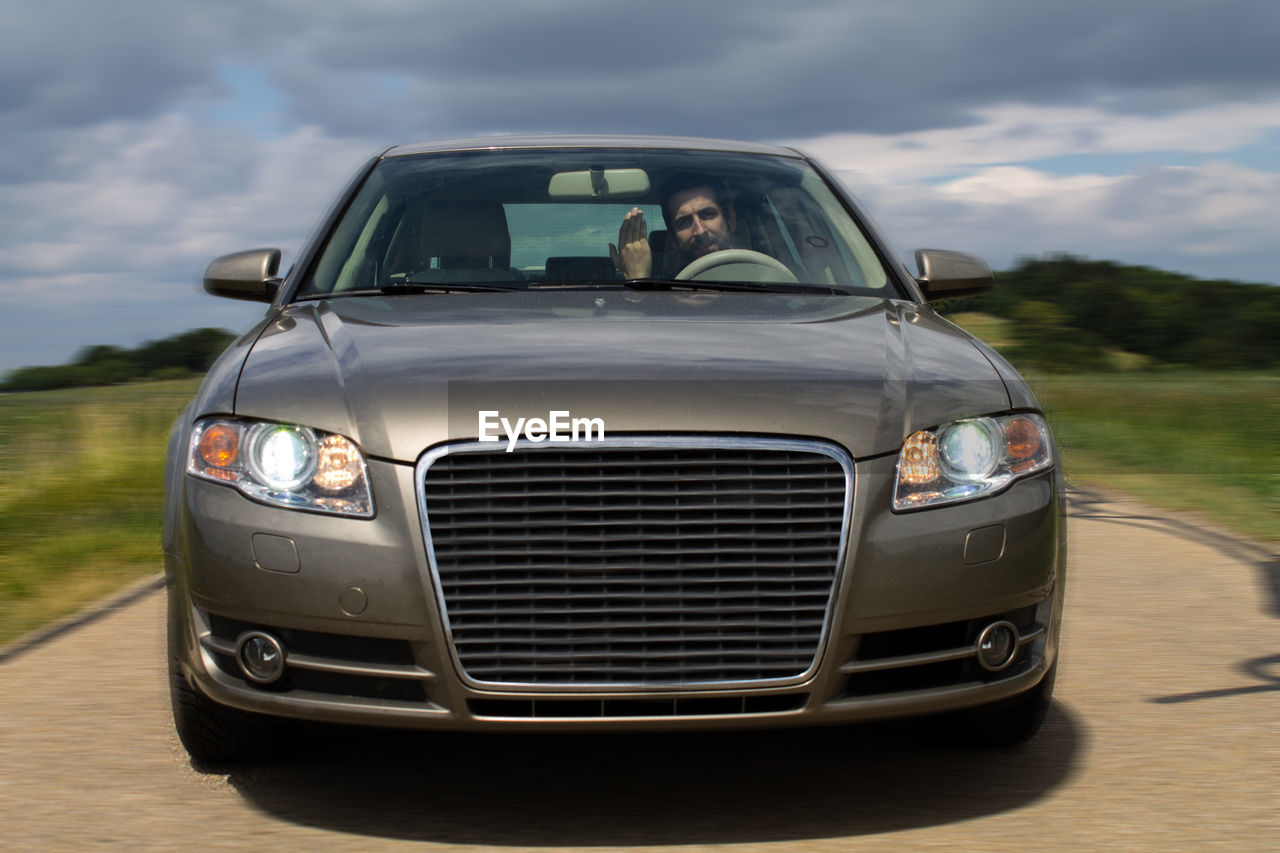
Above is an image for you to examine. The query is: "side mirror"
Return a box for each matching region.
[914,249,993,301]
[204,248,283,302]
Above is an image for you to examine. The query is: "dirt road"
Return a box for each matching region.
[2,488,1276,851]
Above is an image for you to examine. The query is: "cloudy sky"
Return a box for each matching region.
[3,0,1278,374]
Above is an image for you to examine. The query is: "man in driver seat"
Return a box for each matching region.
[610,174,739,279]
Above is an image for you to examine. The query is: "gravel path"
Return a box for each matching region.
[2,488,1276,851]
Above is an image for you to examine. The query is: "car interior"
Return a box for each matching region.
[308,153,891,296]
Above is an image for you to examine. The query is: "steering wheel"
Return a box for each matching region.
[674,249,798,283]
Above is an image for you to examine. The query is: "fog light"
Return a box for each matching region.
[236,631,286,683]
[976,621,1019,672]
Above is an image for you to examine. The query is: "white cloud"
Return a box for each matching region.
[0,114,381,372]
[788,100,1280,181]
[849,160,1280,282]
[5,0,1280,376]
[0,114,378,294]
[935,167,1112,206]
[778,99,1280,284]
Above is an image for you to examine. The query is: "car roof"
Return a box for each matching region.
[384,135,805,159]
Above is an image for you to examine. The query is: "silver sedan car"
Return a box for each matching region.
[164,136,1065,763]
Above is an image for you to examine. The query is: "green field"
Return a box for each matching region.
[1,358,1275,649]
[948,313,1277,540]
[0,379,200,646]
[1029,371,1276,539]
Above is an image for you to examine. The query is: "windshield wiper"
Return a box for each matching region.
[619,278,849,296]
[304,281,526,299]
[303,279,852,299]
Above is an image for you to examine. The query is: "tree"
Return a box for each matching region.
[2,329,237,392]
[957,255,1279,371]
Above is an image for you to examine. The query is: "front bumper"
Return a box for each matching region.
[168,450,1064,731]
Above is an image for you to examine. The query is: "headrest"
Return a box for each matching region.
[419,201,511,269]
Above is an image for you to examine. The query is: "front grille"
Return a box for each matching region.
[419,438,850,688]
[468,693,808,718]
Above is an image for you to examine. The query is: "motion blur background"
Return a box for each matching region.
[1,12,1275,846]
[1,0,1278,373]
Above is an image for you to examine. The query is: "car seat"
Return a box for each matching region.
[414,201,524,282]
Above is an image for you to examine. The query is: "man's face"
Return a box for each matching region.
[667,187,735,260]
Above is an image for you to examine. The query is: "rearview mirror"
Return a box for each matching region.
[914,249,993,301]
[548,168,651,200]
[204,248,282,302]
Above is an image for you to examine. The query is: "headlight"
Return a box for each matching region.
[187,418,373,517]
[894,413,1052,510]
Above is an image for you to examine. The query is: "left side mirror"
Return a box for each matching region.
[204,248,282,302]
[914,249,993,301]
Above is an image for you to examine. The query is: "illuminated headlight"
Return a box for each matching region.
[893,414,1053,510]
[187,418,373,517]
[246,424,317,490]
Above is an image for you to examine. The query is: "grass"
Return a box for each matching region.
[0,378,201,646]
[1,343,1275,649]
[1030,372,1277,540]
[948,313,1277,540]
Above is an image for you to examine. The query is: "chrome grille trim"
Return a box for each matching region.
[415,436,853,692]
[199,634,438,681]
[839,626,1046,674]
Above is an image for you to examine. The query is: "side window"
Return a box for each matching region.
[798,171,888,291]
[308,169,399,295]
[761,186,859,288]
[762,194,806,269]
[332,195,392,292]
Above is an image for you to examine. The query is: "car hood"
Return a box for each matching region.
[231,296,1011,462]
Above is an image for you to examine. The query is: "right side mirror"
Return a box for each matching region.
[914,249,993,301]
[204,248,282,302]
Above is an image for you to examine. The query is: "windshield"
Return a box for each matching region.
[298,148,897,299]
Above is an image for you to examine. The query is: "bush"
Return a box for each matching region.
[961,256,1279,371]
[1003,301,1113,372]
[2,328,236,392]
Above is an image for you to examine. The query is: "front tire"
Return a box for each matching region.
[961,661,1057,747]
[168,649,292,765]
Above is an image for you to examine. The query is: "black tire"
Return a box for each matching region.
[961,660,1058,748]
[169,651,293,765]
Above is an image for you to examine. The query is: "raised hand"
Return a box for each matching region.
[609,207,653,279]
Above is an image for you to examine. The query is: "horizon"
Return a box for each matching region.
[2,1,1277,373]
[5,252,1272,378]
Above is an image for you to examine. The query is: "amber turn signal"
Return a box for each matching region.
[1004,417,1043,460]
[198,423,240,468]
